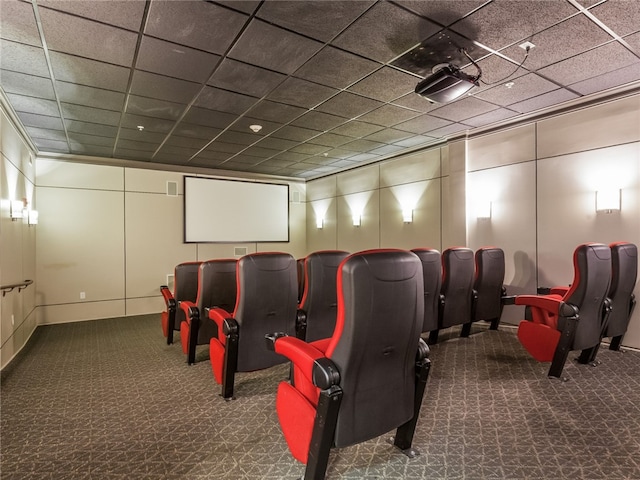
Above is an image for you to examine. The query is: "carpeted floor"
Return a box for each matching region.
[2,314,640,479]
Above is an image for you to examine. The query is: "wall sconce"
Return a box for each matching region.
[352,214,361,227]
[27,210,39,226]
[596,189,620,213]
[10,200,24,220]
[316,215,324,229]
[402,208,413,223]
[476,200,492,220]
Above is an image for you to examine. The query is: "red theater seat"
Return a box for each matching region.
[514,243,612,378]
[160,261,201,345]
[266,249,431,480]
[207,252,298,399]
[297,250,349,343]
[177,259,237,365]
[602,242,637,351]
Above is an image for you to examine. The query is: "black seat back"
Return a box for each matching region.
[300,250,350,342]
[440,247,475,328]
[325,250,423,448]
[473,247,506,322]
[604,242,637,339]
[196,259,238,344]
[411,248,442,333]
[235,252,298,371]
[174,262,201,327]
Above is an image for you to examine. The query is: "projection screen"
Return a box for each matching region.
[184,176,289,243]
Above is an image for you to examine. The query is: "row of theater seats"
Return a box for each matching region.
[161,249,431,480]
[507,241,637,379]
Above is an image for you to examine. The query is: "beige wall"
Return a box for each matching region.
[1,108,37,369]
[34,159,306,326]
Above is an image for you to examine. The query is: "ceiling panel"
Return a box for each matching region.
[1,0,639,180]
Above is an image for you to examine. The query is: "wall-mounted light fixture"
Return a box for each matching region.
[596,189,620,213]
[10,200,24,220]
[402,208,413,223]
[316,215,324,229]
[352,214,361,227]
[476,200,492,220]
[27,209,39,226]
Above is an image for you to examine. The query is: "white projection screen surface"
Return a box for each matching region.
[184,176,289,243]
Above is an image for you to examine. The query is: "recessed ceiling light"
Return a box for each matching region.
[505,82,515,89]
[519,41,535,50]
[137,125,144,131]
[249,124,262,133]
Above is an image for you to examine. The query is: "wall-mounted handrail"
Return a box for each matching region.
[1,279,33,297]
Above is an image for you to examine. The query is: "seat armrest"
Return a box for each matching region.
[312,357,340,390]
[265,332,288,351]
[207,307,232,330]
[160,286,176,311]
[178,301,198,321]
[502,295,517,305]
[270,335,326,379]
[515,295,563,314]
[416,338,430,362]
[296,309,307,331]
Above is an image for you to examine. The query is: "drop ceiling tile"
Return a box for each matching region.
[307,132,353,148]
[246,164,282,174]
[256,1,375,42]
[271,125,322,142]
[65,120,118,137]
[216,160,254,171]
[333,1,440,63]
[155,152,192,163]
[348,67,418,102]
[182,107,236,129]
[25,127,67,142]
[205,142,246,154]
[1,70,55,99]
[395,0,488,27]
[228,19,323,74]
[163,135,209,151]
[316,92,383,119]
[156,144,199,158]
[569,61,640,96]
[49,51,130,91]
[330,121,384,138]
[363,127,416,143]
[423,122,469,137]
[260,158,296,168]
[270,151,310,163]
[624,30,640,55]
[369,144,406,155]
[325,146,359,157]
[136,36,220,83]
[7,93,59,117]
[267,77,338,109]
[146,1,247,55]
[590,1,640,36]
[463,107,520,128]
[226,155,262,165]
[348,152,380,163]
[121,113,176,133]
[450,1,578,51]
[67,132,115,147]
[341,139,386,152]
[194,149,233,162]
[393,115,451,135]
[289,143,331,155]
[194,87,258,115]
[474,73,559,106]
[114,148,153,160]
[70,144,114,157]
[126,95,185,121]
[241,146,281,158]
[61,103,122,126]
[357,104,421,126]
[17,112,64,130]
[0,1,42,46]
[393,134,437,148]
[294,46,379,89]
[38,0,146,31]
[304,156,340,165]
[328,159,359,168]
[32,138,69,151]
[500,14,613,71]
[508,88,579,114]
[391,93,439,113]
[56,81,125,111]
[130,71,201,104]
[230,117,283,136]
[460,54,528,97]
[245,100,306,123]
[430,96,499,122]
[215,1,260,15]
[118,128,166,144]
[208,58,286,98]
[0,40,50,77]
[538,41,639,85]
[39,8,137,66]
[216,130,259,146]
[171,123,220,141]
[254,136,299,151]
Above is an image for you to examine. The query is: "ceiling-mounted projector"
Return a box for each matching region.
[415,63,480,103]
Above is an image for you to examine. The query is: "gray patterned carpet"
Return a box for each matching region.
[2,314,640,479]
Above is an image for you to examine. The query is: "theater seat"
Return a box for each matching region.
[266,249,431,480]
[297,250,349,343]
[207,252,298,399]
[602,242,637,351]
[177,259,237,365]
[410,248,442,334]
[160,261,201,345]
[429,247,475,344]
[514,243,612,378]
[467,247,506,335]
